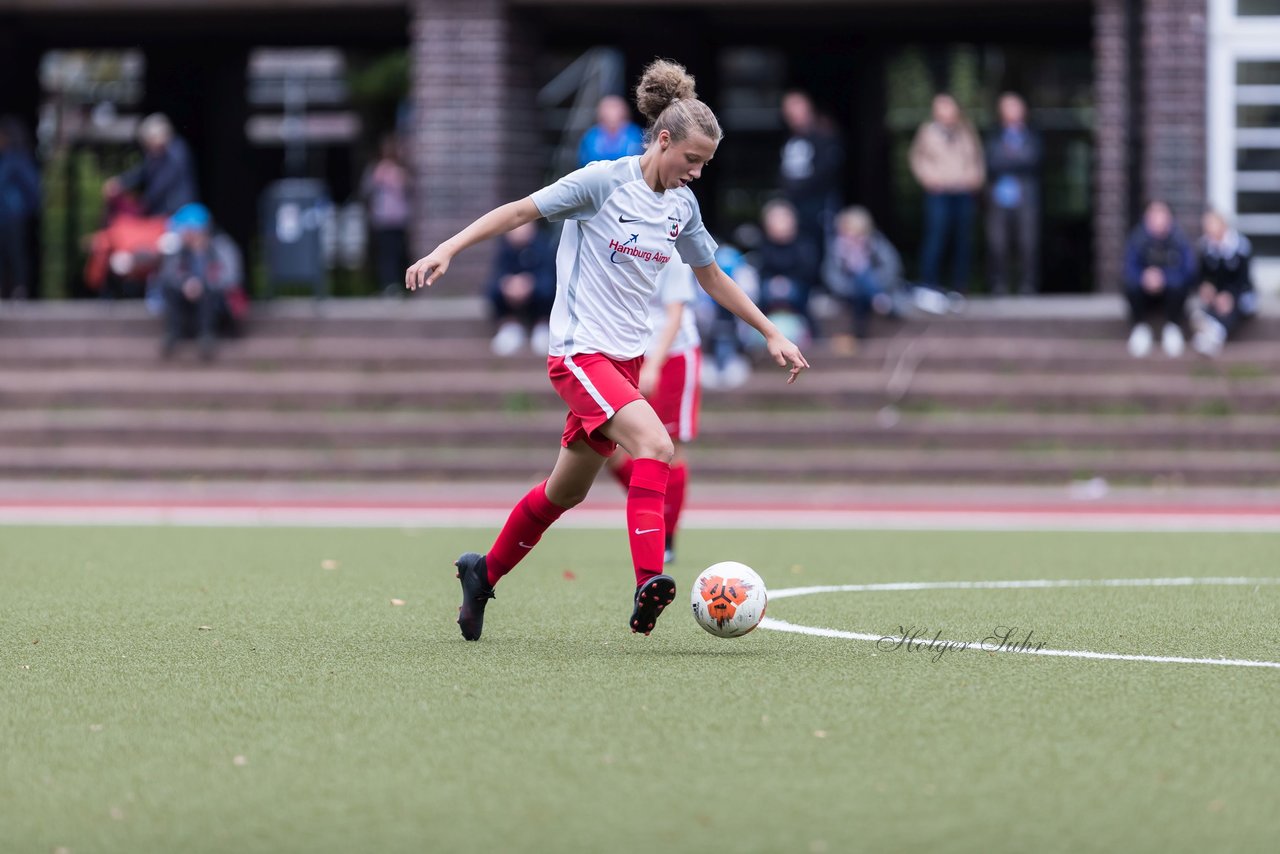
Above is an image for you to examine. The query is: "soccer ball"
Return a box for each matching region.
[691,562,768,638]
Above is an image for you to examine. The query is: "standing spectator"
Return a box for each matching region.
[104,113,198,218]
[822,206,905,353]
[577,95,645,168]
[1124,201,1195,358]
[756,199,821,341]
[909,93,985,297]
[486,221,557,356]
[778,90,843,258]
[154,203,245,361]
[362,134,411,292]
[0,116,40,301]
[1190,209,1257,357]
[985,92,1042,295]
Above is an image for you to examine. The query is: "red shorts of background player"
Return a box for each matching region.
[649,349,701,442]
[547,353,645,457]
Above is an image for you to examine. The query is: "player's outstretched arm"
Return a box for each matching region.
[406,197,543,290]
[692,262,811,383]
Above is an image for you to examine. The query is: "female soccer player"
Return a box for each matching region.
[406,59,809,640]
[606,259,702,566]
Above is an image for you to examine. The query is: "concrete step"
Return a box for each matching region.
[3,334,1280,377]
[1,444,1277,485]
[1,409,1277,452]
[2,368,1276,414]
[5,296,1278,341]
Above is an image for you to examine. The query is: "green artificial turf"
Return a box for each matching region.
[3,526,1278,853]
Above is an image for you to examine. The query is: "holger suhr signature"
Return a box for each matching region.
[876,626,1047,662]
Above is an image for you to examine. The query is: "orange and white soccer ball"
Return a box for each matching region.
[691,561,768,638]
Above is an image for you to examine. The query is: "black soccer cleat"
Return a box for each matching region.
[454,552,495,641]
[630,574,677,636]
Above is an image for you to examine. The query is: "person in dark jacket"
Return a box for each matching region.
[1124,201,1195,358]
[1190,209,1257,357]
[0,116,41,300]
[486,221,557,356]
[985,92,1042,295]
[153,203,243,361]
[756,198,821,340]
[778,90,843,260]
[105,113,198,218]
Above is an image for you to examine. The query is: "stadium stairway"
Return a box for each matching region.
[1,295,1279,486]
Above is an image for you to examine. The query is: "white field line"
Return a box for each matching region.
[2,505,1280,532]
[760,577,1280,669]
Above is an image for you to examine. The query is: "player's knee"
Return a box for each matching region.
[634,435,675,463]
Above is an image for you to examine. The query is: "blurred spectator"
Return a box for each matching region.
[487,221,556,356]
[1124,201,1195,358]
[778,90,843,258]
[756,199,821,341]
[909,93,985,297]
[153,203,246,361]
[361,134,411,292]
[577,95,645,168]
[1190,209,1257,357]
[985,92,1042,295]
[0,116,41,300]
[104,113,198,218]
[694,243,758,389]
[822,206,905,354]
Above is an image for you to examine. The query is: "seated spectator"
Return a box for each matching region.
[755,199,820,341]
[822,206,905,354]
[1190,209,1257,357]
[152,204,246,361]
[487,221,556,356]
[694,243,758,389]
[578,95,645,168]
[1124,201,1195,358]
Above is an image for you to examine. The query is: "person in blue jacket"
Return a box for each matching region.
[577,95,645,168]
[1124,201,1195,358]
[0,116,41,300]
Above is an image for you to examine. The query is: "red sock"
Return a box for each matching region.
[486,480,567,586]
[626,458,669,586]
[664,462,688,544]
[608,455,635,490]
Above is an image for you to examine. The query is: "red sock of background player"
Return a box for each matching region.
[485,480,566,586]
[626,458,669,586]
[608,455,635,490]
[664,461,688,547]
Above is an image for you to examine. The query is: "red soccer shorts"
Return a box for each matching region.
[649,348,701,443]
[547,353,645,457]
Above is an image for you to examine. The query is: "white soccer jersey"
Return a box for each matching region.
[647,260,701,358]
[530,156,718,360]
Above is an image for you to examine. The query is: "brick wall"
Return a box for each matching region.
[1095,0,1208,291]
[1094,0,1130,292]
[408,0,541,292]
[1143,0,1207,236]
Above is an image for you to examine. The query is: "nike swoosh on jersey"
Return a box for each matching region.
[618,215,643,223]
[633,528,661,535]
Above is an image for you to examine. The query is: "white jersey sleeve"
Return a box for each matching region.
[672,191,717,268]
[530,161,615,222]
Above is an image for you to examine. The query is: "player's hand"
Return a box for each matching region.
[406,247,452,290]
[767,333,811,384]
[638,363,661,397]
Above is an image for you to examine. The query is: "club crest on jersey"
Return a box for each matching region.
[609,233,671,265]
[667,216,681,242]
